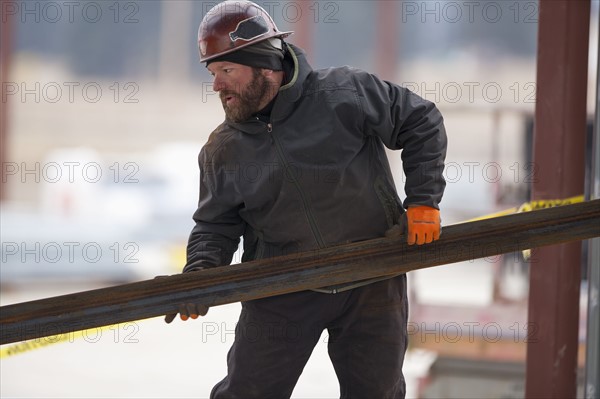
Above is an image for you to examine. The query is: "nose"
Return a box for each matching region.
[212,75,226,92]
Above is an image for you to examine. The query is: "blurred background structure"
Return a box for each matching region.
[0,1,598,398]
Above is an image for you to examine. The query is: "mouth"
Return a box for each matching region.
[221,93,237,106]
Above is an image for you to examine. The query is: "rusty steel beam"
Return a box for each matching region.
[1,199,600,345]
[527,1,590,397]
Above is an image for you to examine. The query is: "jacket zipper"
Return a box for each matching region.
[267,122,326,248]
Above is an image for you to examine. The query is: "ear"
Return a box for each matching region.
[262,69,284,88]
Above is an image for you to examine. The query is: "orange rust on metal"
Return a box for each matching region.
[1,199,599,345]
[527,1,591,397]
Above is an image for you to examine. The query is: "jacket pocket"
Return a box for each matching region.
[374,176,402,228]
[255,234,265,260]
[242,228,265,262]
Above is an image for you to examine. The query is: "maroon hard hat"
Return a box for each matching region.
[198,0,293,63]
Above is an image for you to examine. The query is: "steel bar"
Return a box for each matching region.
[1,199,600,345]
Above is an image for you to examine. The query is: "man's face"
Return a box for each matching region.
[208,61,274,123]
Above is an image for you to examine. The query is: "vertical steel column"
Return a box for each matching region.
[286,1,313,61]
[375,1,398,81]
[585,4,600,397]
[158,1,193,85]
[0,0,13,201]
[526,1,590,397]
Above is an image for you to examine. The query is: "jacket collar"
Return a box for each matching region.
[275,43,310,108]
[226,43,312,134]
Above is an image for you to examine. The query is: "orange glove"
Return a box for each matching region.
[406,205,441,245]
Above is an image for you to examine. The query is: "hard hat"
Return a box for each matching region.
[198,0,293,63]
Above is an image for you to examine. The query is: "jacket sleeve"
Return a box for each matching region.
[183,148,245,273]
[352,70,447,209]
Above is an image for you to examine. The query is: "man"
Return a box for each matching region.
[165,1,447,398]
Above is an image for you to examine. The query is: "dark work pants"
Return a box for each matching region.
[210,274,408,399]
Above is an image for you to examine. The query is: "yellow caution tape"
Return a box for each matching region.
[468,195,584,221]
[0,322,138,359]
[169,244,187,273]
[468,195,584,260]
[518,195,584,260]
[515,195,584,212]
[0,335,68,358]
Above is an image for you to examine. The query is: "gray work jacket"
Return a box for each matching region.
[184,44,447,293]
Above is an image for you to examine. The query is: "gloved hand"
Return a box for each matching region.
[164,303,209,324]
[154,275,209,323]
[406,205,441,245]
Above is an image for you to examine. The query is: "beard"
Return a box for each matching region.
[220,69,275,123]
